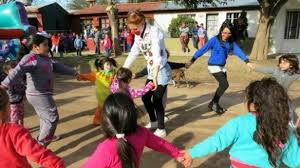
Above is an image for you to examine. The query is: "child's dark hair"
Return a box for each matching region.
[217,20,236,51]
[2,60,17,73]
[278,54,300,74]
[94,57,117,71]
[245,78,290,166]
[0,88,9,113]
[116,68,132,95]
[26,34,48,50]
[102,93,138,168]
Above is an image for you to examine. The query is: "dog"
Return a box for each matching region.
[171,68,189,88]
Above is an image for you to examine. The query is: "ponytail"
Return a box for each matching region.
[117,138,137,168]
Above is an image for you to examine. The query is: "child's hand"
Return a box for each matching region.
[185,61,193,69]
[152,79,158,91]
[180,150,193,168]
[247,63,255,71]
[132,73,136,79]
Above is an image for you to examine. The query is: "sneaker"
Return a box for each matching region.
[154,129,167,138]
[145,121,158,129]
[164,116,169,122]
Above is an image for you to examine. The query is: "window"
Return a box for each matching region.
[101,18,109,29]
[226,12,240,23]
[118,17,127,30]
[178,14,196,19]
[285,11,300,39]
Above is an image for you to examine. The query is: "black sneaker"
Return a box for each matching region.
[208,101,226,114]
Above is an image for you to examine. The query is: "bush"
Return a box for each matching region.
[168,15,196,38]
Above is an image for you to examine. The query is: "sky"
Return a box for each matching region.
[31,0,69,8]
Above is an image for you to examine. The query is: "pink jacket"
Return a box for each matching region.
[82,126,180,168]
[110,78,154,99]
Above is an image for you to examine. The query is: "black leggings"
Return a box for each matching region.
[211,72,229,103]
[142,79,167,129]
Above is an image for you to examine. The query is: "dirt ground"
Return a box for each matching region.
[26,55,300,168]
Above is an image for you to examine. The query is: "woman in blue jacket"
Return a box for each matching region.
[186,20,253,114]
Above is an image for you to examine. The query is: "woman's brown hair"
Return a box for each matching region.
[127,10,145,26]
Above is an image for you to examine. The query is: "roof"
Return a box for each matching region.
[63,0,261,16]
[159,0,259,10]
[73,2,162,15]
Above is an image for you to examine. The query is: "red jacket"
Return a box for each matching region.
[126,32,134,45]
[0,123,65,168]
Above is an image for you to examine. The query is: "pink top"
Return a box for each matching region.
[110,78,154,99]
[104,37,112,49]
[82,126,180,168]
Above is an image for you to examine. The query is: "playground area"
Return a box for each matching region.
[25,54,300,168]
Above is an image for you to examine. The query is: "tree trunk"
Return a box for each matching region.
[106,4,122,56]
[250,14,273,60]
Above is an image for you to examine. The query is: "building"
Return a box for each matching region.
[25,2,71,33]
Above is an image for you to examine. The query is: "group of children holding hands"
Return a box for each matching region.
[0,10,300,168]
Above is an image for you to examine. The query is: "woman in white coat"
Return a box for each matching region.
[123,10,171,137]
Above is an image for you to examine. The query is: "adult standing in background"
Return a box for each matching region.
[179,22,190,53]
[192,21,199,49]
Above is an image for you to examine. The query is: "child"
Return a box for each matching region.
[74,34,83,56]
[1,34,79,146]
[251,54,300,128]
[82,93,183,168]
[110,67,154,98]
[103,34,112,57]
[2,61,26,125]
[0,87,65,168]
[79,57,117,126]
[51,34,60,54]
[181,78,300,168]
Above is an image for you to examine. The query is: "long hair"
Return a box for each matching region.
[94,57,117,71]
[278,54,300,74]
[102,93,138,168]
[217,20,236,51]
[116,68,132,95]
[245,78,290,166]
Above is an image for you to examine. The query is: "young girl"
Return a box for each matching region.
[2,60,26,125]
[83,93,183,168]
[110,67,154,98]
[0,88,65,168]
[79,57,117,125]
[181,78,300,168]
[186,20,252,114]
[1,34,79,146]
[251,54,300,127]
[103,33,112,57]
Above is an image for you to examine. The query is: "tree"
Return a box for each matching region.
[68,0,107,10]
[68,0,88,10]
[168,15,196,38]
[172,0,288,60]
[106,0,122,56]
[250,0,288,60]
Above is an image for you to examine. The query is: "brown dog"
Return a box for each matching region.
[171,68,189,88]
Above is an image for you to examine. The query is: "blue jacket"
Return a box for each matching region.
[192,36,249,66]
[189,113,300,168]
[74,38,83,49]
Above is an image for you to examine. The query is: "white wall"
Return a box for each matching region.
[154,9,259,38]
[270,0,300,54]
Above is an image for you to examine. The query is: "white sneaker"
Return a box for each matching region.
[145,121,158,129]
[154,129,167,138]
[164,116,169,122]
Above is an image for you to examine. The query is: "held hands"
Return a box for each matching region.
[185,61,193,69]
[246,63,255,71]
[176,150,193,168]
[152,79,158,91]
